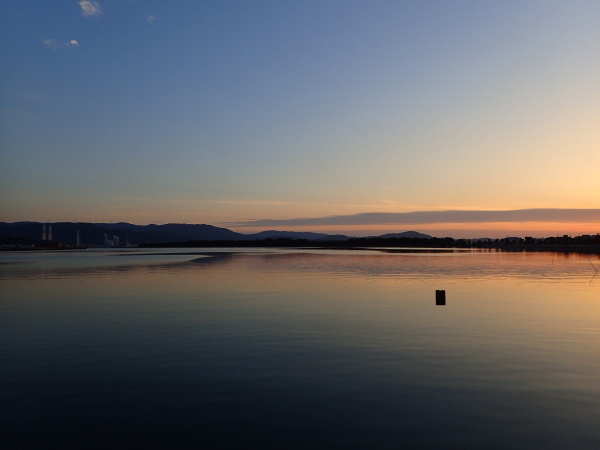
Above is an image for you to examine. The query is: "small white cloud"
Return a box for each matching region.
[69,40,79,46]
[43,38,59,49]
[79,1,102,17]
[146,16,156,24]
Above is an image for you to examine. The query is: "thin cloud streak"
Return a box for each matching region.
[79,1,102,17]
[43,38,58,49]
[200,199,292,206]
[43,38,80,50]
[223,209,600,228]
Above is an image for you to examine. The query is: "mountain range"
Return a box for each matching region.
[0,222,431,246]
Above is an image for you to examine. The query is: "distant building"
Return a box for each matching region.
[103,233,120,247]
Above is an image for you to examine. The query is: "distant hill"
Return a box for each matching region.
[376,231,432,239]
[146,223,244,241]
[0,222,244,246]
[1,222,433,246]
[315,234,351,241]
[96,222,244,240]
[246,230,335,240]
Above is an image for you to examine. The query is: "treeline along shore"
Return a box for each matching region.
[140,235,600,252]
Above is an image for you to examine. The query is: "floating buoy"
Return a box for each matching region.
[436,290,446,305]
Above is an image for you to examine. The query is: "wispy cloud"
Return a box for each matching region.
[43,38,59,49]
[146,16,157,24]
[223,209,600,228]
[79,1,102,17]
[43,38,80,49]
[201,199,292,206]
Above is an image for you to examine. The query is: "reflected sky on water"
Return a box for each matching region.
[1,249,599,448]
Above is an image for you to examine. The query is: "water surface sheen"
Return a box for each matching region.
[2,249,599,448]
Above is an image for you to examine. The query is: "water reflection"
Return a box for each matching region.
[1,249,599,448]
[2,249,597,284]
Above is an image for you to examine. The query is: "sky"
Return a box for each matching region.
[1,0,599,238]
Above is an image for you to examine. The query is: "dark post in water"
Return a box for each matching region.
[436,290,446,306]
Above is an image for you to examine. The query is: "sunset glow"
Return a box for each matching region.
[1,1,599,237]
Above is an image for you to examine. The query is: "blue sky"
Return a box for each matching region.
[1,1,599,237]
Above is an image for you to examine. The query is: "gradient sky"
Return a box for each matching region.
[1,1,599,237]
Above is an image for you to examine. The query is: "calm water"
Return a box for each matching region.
[1,248,599,449]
